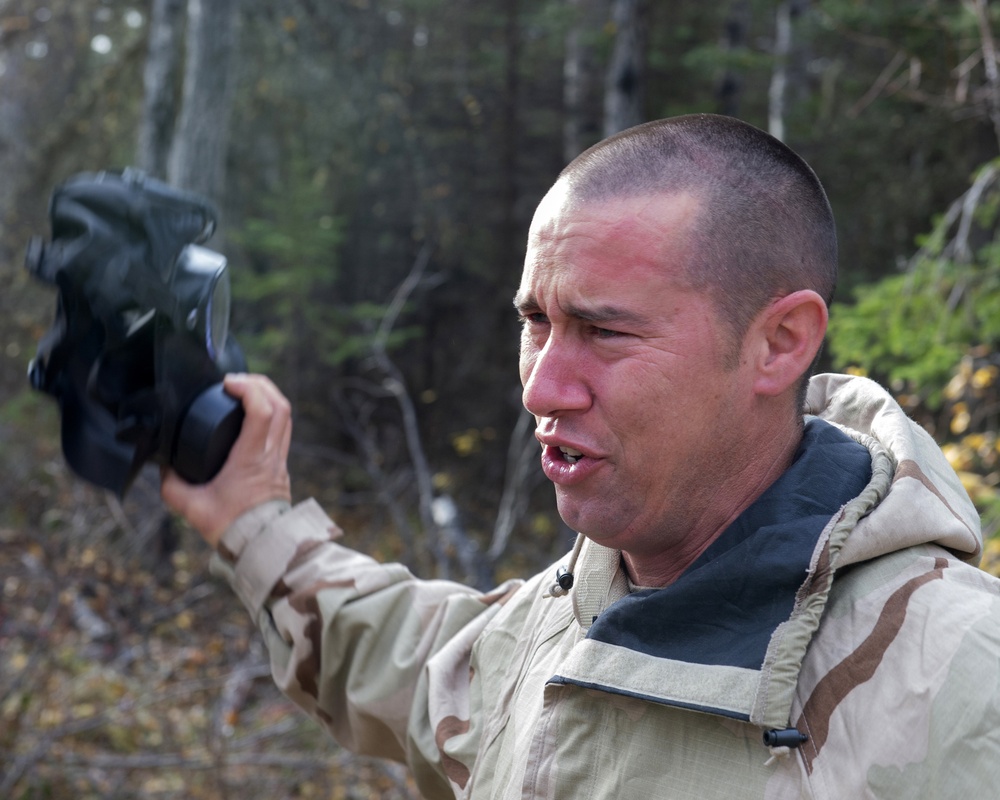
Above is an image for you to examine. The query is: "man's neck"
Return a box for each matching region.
[621,420,803,588]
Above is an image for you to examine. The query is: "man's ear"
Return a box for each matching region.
[750,290,828,397]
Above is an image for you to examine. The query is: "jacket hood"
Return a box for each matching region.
[805,373,981,567]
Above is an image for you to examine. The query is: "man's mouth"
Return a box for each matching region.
[559,446,584,464]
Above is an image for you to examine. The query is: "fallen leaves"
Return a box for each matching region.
[0,483,419,800]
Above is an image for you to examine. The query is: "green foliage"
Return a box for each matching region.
[828,160,1000,569]
[828,271,962,406]
[828,161,1000,409]
[230,157,395,378]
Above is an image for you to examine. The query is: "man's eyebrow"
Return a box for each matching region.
[513,292,538,313]
[565,303,651,326]
[513,293,651,326]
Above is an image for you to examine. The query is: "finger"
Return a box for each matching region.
[264,387,292,456]
[276,405,293,463]
[229,377,281,456]
[237,375,292,456]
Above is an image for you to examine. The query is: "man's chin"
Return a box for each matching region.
[555,498,619,546]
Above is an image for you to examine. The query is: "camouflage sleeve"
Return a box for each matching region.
[209,498,521,798]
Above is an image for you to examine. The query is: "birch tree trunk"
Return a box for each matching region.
[167,0,240,202]
[135,0,186,178]
[768,1,792,141]
[603,0,644,136]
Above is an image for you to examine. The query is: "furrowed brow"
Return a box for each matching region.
[564,303,651,327]
[513,292,539,313]
[513,293,651,327]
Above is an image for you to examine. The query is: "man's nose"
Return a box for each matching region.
[521,338,591,418]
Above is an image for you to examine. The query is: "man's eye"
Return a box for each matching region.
[519,312,548,325]
[593,326,622,339]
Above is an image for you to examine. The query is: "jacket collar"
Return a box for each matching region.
[553,415,893,730]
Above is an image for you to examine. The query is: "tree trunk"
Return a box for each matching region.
[717,0,749,117]
[136,0,186,178]
[499,0,520,270]
[167,0,240,204]
[603,0,644,136]
[972,0,1000,151]
[563,0,607,162]
[768,1,792,141]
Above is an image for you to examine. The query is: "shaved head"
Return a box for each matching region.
[557,114,837,354]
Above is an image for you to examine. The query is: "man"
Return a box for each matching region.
[163,115,1000,798]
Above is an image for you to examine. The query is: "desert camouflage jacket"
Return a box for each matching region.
[212,374,1000,798]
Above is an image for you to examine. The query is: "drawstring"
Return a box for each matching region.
[545,533,585,597]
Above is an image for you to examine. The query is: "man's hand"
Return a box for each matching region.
[161,373,293,549]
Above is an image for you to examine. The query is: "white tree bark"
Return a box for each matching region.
[768,1,792,142]
[167,0,240,202]
[136,0,186,178]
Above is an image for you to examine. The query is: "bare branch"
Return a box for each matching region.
[331,387,418,562]
[0,585,61,703]
[953,161,999,264]
[489,408,540,562]
[0,703,119,796]
[374,241,434,351]
[369,242,448,575]
[848,49,907,118]
[213,642,270,738]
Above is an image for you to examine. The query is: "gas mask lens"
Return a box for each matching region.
[175,244,230,362]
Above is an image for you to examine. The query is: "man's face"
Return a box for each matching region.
[516,186,760,561]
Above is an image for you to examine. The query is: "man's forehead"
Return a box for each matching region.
[527,180,574,236]
[531,181,702,231]
[514,241,687,328]
[521,185,702,294]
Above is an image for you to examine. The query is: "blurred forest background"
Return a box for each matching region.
[2,0,1000,797]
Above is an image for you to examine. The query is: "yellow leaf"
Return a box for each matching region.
[963,433,986,451]
[951,406,970,435]
[941,444,967,471]
[972,365,999,389]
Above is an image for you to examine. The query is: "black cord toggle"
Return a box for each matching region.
[762,728,808,748]
[555,565,574,591]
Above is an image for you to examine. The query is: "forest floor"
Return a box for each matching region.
[0,399,420,800]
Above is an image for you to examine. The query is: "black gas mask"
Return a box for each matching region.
[25,169,245,496]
